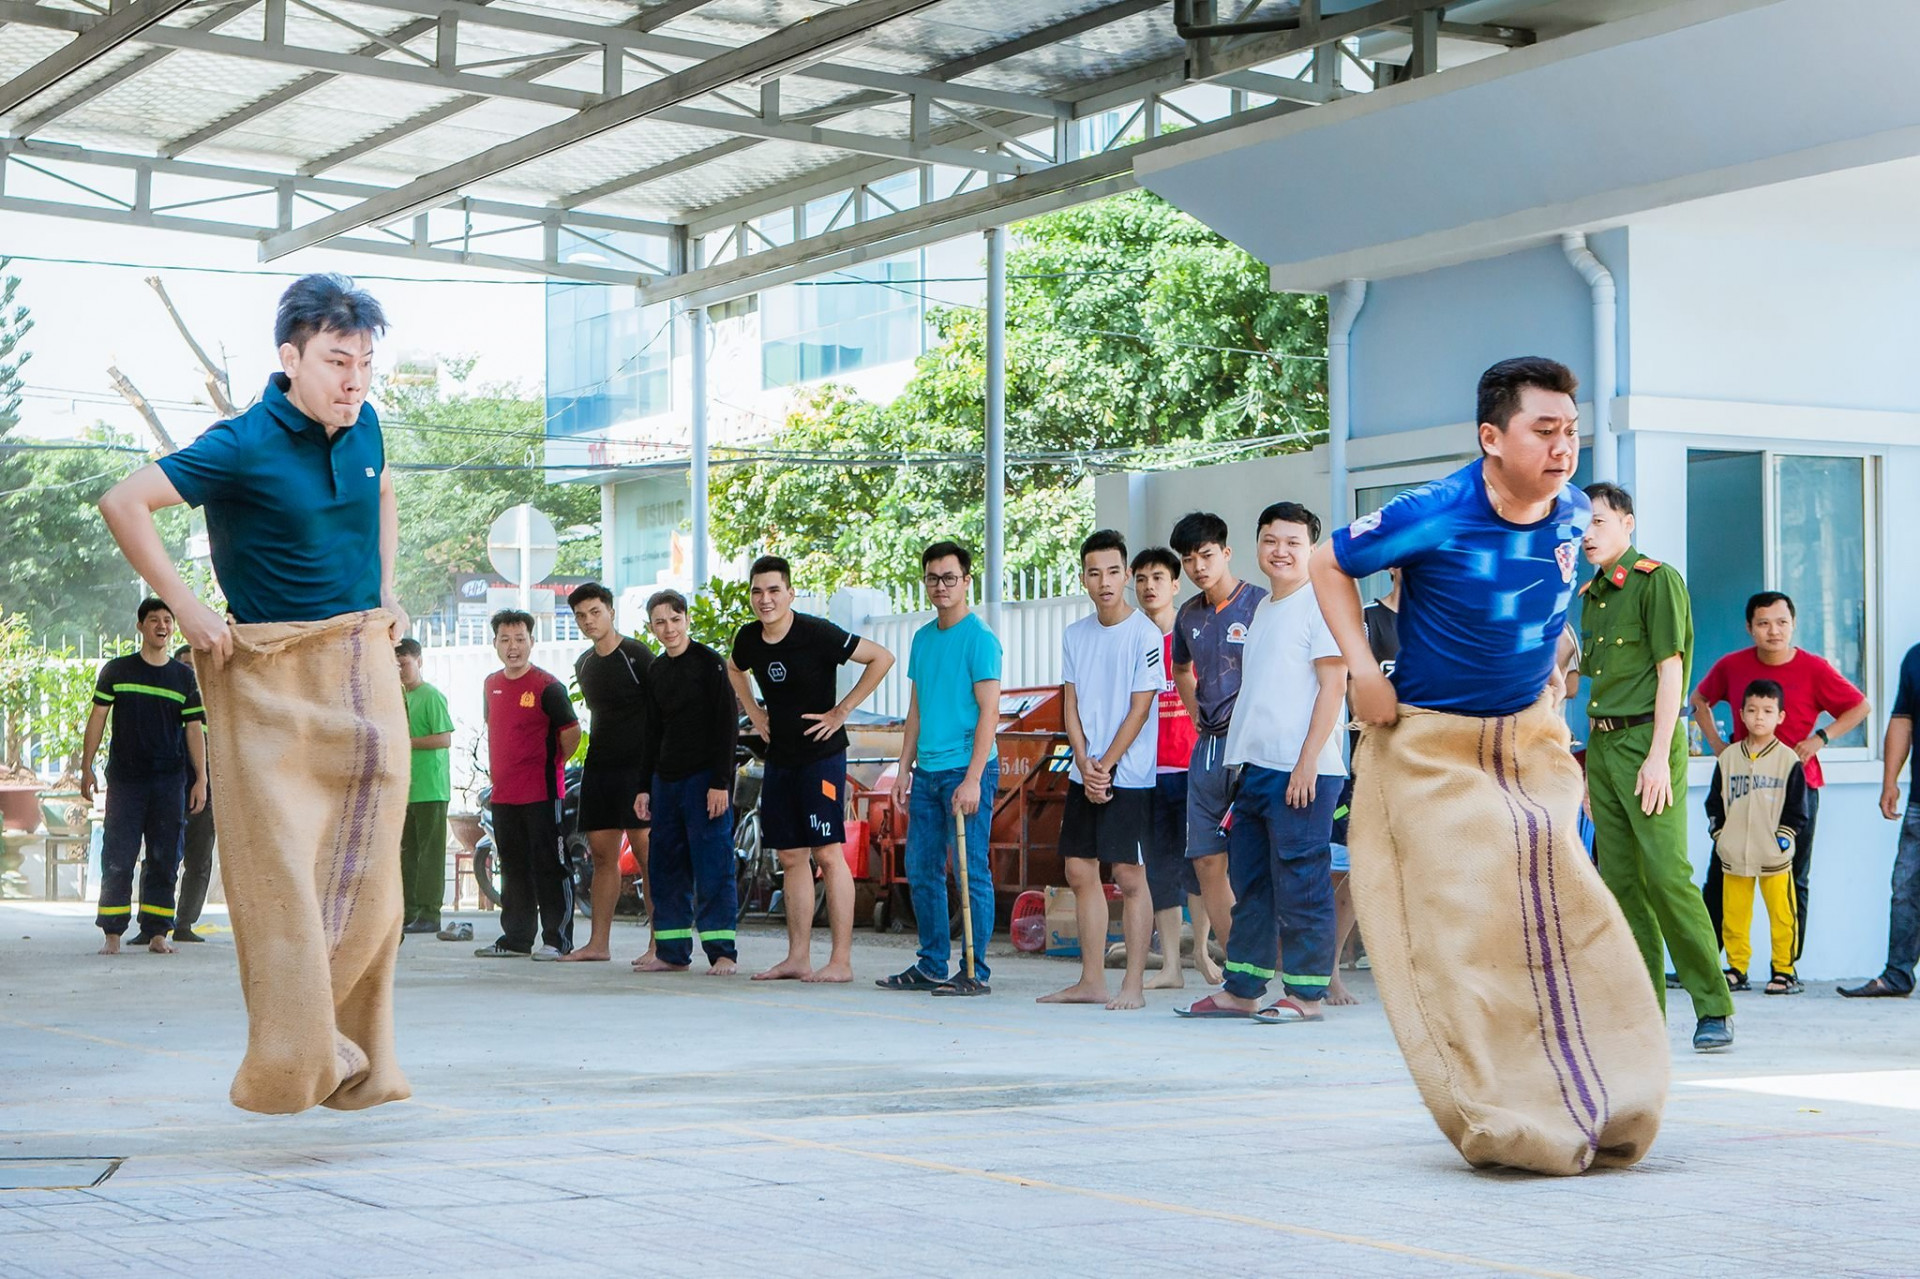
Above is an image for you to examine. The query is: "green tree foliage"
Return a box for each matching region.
[382,362,602,618]
[710,191,1327,594]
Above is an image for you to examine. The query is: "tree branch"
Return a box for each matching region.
[106,364,176,454]
[144,275,235,416]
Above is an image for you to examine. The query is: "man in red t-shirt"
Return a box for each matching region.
[475,609,581,960]
[1130,548,1220,990]
[1691,590,1871,962]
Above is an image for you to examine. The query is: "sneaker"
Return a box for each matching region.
[402,919,440,935]
[171,928,206,944]
[437,922,474,942]
[1692,1015,1734,1052]
[529,946,567,962]
[473,944,529,958]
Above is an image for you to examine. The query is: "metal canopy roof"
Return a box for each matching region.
[0,0,1591,305]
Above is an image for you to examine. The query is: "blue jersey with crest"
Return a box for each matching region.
[1331,459,1590,717]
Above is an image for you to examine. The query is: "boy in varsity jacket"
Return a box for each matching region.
[1705,678,1812,995]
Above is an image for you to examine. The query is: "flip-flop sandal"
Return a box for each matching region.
[875,966,944,991]
[1173,994,1257,1019]
[437,922,473,941]
[1251,998,1325,1025]
[930,975,990,997]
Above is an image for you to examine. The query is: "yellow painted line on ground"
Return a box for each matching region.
[0,1017,226,1063]
[724,1126,1591,1279]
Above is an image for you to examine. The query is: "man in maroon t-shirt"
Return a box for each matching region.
[1692,590,1871,962]
[475,609,581,959]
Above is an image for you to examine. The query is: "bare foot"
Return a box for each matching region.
[1195,955,1224,986]
[802,960,853,984]
[1106,984,1146,1010]
[752,958,813,981]
[97,935,121,955]
[1326,976,1361,1006]
[1145,964,1185,991]
[146,934,176,954]
[559,948,610,963]
[631,956,689,973]
[707,957,737,976]
[1038,980,1110,1004]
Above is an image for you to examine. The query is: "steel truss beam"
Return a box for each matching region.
[256,0,948,259]
[0,138,669,284]
[0,0,196,115]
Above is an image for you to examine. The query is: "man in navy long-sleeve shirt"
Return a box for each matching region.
[634,590,740,974]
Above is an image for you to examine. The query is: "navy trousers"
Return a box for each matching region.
[1222,765,1340,1003]
[650,770,739,966]
[97,771,186,936]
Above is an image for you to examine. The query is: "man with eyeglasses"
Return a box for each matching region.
[728,555,894,983]
[880,541,1003,994]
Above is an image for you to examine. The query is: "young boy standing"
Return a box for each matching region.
[729,556,894,982]
[1168,512,1263,959]
[1706,679,1811,996]
[1131,546,1209,990]
[1040,530,1162,1011]
[1180,503,1347,1024]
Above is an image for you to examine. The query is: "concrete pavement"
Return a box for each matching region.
[2,901,1916,1278]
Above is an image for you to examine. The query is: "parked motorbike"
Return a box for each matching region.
[470,764,645,919]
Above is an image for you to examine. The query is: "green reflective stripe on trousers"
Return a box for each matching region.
[97,905,132,914]
[1281,973,1330,987]
[1224,959,1276,979]
[113,683,186,703]
[698,930,737,942]
[138,904,176,917]
[652,928,695,940]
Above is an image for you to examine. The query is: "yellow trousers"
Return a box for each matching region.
[1722,871,1796,978]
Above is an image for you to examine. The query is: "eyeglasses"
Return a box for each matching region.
[923,573,966,589]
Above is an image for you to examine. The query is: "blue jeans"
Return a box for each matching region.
[905,757,999,982]
[1881,802,1920,994]
[1222,765,1339,1003]
[650,770,738,966]
[97,771,186,936]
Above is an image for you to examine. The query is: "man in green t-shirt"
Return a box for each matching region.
[396,639,455,933]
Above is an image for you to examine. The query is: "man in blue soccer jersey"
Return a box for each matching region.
[1308,357,1671,1176]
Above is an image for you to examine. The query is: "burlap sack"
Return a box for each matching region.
[196,610,411,1114]
[1349,696,1668,1175]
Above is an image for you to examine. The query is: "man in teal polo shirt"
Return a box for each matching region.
[99,273,412,1115]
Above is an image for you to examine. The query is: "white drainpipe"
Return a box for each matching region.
[1561,233,1617,483]
[1327,278,1367,526]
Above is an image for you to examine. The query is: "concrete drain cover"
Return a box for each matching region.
[0,1158,123,1191]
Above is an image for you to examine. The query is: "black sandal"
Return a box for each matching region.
[875,966,944,991]
[1838,976,1910,998]
[930,975,990,997]
[1723,967,1750,992]
[1765,971,1803,996]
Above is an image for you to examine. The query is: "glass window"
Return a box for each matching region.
[761,256,924,389]
[545,231,672,437]
[1684,450,1875,751]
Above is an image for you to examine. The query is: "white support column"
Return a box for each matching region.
[984,224,1007,632]
[686,298,710,591]
[1326,278,1367,527]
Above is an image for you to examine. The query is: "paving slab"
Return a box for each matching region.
[2,901,1916,1277]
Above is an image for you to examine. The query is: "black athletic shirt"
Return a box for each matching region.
[730,612,860,768]
[93,653,203,781]
[642,641,739,791]
[574,636,653,768]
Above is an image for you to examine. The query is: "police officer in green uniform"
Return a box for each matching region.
[1579,482,1735,1052]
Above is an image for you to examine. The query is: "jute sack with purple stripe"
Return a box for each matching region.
[1348,694,1668,1175]
[196,609,412,1115]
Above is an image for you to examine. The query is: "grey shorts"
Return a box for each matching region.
[1186,732,1232,858]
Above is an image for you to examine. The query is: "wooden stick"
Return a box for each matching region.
[952,806,975,981]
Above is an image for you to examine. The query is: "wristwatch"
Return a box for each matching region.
[1814,727,1830,745]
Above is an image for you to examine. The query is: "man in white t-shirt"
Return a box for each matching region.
[1178,502,1347,1024]
[1040,529,1162,1011]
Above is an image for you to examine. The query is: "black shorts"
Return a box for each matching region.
[579,762,647,833]
[759,752,847,850]
[1060,782,1152,865]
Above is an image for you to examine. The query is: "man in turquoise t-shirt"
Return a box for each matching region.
[396,639,455,933]
[879,541,1003,995]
